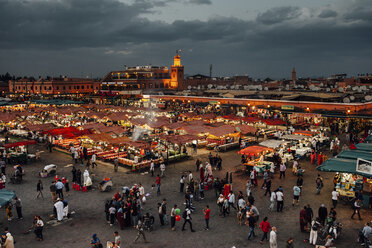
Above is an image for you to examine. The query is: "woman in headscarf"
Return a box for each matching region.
[4,232,15,248]
[90,234,101,248]
[199,164,205,183]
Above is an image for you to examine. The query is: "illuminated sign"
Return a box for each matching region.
[281,105,294,110]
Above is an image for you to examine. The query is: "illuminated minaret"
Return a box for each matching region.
[292,67,296,84]
[170,50,184,88]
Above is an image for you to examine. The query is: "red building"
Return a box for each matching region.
[9,77,100,95]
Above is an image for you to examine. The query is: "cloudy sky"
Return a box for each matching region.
[0,0,371,79]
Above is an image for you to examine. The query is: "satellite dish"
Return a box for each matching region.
[350,95,355,101]
[365,95,372,101]
[264,87,268,91]
[326,88,330,92]
[187,86,191,90]
[343,97,350,103]
[207,84,213,89]
[338,87,344,92]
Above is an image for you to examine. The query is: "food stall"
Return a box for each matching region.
[318,157,372,207]
[238,145,274,174]
[207,125,239,152]
[3,140,37,164]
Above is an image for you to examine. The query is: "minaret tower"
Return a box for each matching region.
[170,50,184,89]
[292,67,296,84]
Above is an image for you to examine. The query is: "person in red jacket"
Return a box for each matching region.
[156,175,161,195]
[259,217,271,244]
[318,152,323,166]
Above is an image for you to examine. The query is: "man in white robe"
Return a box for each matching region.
[54,199,64,221]
[83,169,89,185]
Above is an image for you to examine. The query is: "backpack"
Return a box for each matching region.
[182,210,188,219]
[312,222,319,231]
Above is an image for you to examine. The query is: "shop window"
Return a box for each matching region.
[63,86,65,90]
[77,86,80,89]
[56,86,59,90]
[81,86,84,89]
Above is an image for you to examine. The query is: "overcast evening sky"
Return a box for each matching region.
[0,0,371,79]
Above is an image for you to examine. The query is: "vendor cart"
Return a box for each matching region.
[98,178,113,192]
[39,164,57,177]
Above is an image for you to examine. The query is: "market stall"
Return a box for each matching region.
[238,145,274,173]
[318,158,372,206]
[3,140,37,164]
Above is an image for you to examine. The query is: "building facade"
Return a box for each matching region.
[101,54,184,92]
[9,77,100,95]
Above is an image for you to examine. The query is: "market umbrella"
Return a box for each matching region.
[0,189,16,207]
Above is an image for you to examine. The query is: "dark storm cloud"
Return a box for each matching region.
[318,9,338,18]
[1,0,372,78]
[256,6,301,25]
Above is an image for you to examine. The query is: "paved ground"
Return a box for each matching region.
[2,137,371,248]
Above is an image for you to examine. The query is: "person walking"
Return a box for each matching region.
[331,188,339,208]
[171,204,177,231]
[160,163,165,177]
[351,199,362,220]
[315,174,323,194]
[276,190,284,212]
[158,202,164,226]
[309,217,321,245]
[228,191,236,212]
[261,170,268,189]
[259,217,271,244]
[306,204,314,228]
[299,206,307,232]
[269,191,276,211]
[161,199,168,224]
[264,178,272,196]
[150,160,155,177]
[91,153,97,168]
[36,180,44,199]
[49,181,57,202]
[203,205,210,230]
[279,163,286,179]
[182,207,195,232]
[292,185,301,206]
[247,211,257,240]
[133,220,148,243]
[14,197,23,220]
[180,175,185,193]
[34,215,44,241]
[269,226,277,248]
[199,181,205,199]
[318,204,328,225]
[156,175,161,195]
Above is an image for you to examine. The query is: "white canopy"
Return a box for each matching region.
[281,134,308,141]
[259,140,287,149]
